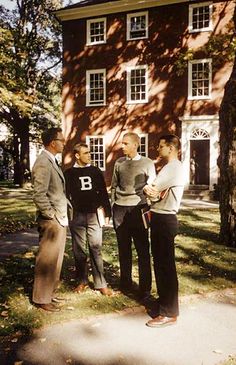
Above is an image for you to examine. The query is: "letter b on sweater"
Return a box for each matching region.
[79,176,92,190]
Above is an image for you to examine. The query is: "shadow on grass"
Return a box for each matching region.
[1,212,236,339]
[178,208,220,243]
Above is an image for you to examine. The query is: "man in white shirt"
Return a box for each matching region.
[144,134,185,327]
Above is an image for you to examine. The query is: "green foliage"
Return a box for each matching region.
[0,1,63,185]
[0,1,62,123]
[175,24,236,76]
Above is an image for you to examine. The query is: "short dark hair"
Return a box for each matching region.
[159,134,181,151]
[41,128,62,147]
[73,143,89,154]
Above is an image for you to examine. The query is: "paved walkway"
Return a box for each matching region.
[2,290,236,365]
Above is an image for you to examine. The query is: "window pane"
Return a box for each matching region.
[129,67,147,102]
[129,13,147,39]
[88,137,105,170]
[192,5,210,30]
[89,20,105,43]
[191,61,210,97]
[89,71,105,105]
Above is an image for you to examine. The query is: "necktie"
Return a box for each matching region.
[55,159,60,168]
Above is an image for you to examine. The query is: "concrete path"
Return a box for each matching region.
[3,290,236,365]
[0,228,38,259]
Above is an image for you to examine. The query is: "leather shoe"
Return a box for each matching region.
[97,287,115,296]
[52,296,67,303]
[35,303,61,312]
[74,284,89,293]
[146,315,177,328]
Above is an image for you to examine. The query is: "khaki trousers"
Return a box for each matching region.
[33,217,67,304]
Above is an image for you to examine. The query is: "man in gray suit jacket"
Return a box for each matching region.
[32,127,68,312]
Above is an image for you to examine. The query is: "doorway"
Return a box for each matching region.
[190,139,210,185]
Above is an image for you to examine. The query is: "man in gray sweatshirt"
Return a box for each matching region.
[144,134,185,327]
[111,132,156,300]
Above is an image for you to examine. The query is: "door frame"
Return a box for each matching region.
[180,115,219,189]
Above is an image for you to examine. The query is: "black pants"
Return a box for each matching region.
[151,213,179,317]
[113,204,152,294]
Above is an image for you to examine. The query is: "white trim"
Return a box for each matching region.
[86,135,106,171]
[55,0,188,21]
[86,17,107,46]
[127,11,148,41]
[188,58,212,100]
[126,65,148,104]
[86,69,106,107]
[188,2,213,33]
[180,115,218,122]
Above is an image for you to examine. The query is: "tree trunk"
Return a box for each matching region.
[13,132,21,186]
[12,118,30,188]
[218,55,236,247]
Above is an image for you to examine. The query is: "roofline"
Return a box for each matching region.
[55,0,189,21]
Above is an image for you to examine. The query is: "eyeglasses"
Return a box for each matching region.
[54,138,65,143]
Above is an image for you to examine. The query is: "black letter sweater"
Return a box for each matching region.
[64,165,111,217]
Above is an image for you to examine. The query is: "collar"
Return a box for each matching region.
[126,154,141,161]
[73,162,91,168]
[44,149,56,163]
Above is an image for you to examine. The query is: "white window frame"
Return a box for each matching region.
[86,69,106,107]
[86,17,107,45]
[138,134,148,157]
[86,135,106,171]
[126,65,148,104]
[188,59,212,100]
[189,2,213,33]
[127,11,148,41]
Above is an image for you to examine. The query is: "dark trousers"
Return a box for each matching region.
[151,213,179,317]
[69,211,107,289]
[33,217,67,304]
[113,204,152,294]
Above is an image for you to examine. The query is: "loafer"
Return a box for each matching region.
[146,315,177,328]
[97,287,115,296]
[52,296,67,303]
[35,303,61,312]
[74,284,89,293]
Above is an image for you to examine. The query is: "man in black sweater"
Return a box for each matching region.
[64,143,112,295]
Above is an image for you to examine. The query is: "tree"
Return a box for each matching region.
[0,0,62,186]
[218,6,236,247]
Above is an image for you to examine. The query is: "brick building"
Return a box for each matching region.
[56,0,235,190]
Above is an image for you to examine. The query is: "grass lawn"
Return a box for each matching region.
[0,187,35,234]
[0,187,236,345]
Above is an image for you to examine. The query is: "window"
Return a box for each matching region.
[188,59,212,100]
[86,136,106,171]
[127,66,148,104]
[127,11,148,40]
[86,69,106,106]
[189,2,213,33]
[138,134,148,157]
[87,18,106,45]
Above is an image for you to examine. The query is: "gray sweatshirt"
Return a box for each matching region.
[150,159,185,214]
[111,156,156,206]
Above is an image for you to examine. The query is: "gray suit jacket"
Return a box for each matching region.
[32,150,68,226]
